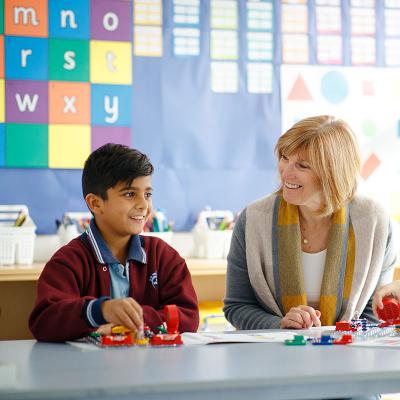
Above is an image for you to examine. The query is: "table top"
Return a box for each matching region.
[1,334,400,400]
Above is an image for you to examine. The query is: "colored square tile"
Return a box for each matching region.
[49,81,90,124]
[6,80,48,123]
[0,0,4,34]
[49,0,89,39]
[5,36,48,80]
[0,124,4,166]
[91,84,131,126]
[91,0,131,41]
[90,41,132,84]
[49,39,89,81]
[92,126,131,151]
[0,79,4,122]
[6,123,48,168]
[5,0,48,37]
[0,36,3,78]
[49,124,91,169]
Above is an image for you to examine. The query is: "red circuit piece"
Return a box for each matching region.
[164,304,180,334]
[377,297,400,324]
[101,334,134,346]
[150,333,183,346]
[335,321,356,331]
[333,334,353,345]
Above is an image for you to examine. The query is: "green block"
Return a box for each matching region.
[284,335,306,346]
[6,124,48,168]
[49,39,89,81]
[0,0,3,34]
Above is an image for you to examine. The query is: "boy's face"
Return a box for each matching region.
[95,176,153,238]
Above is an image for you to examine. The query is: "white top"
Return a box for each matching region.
[301,249,327,307]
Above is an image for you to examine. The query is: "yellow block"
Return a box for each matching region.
[199,301,227,328]
[90,41,132,84]
[49,124,91,169]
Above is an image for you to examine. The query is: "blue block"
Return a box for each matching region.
[49,0,90,39]
[91,84,131,126]
[5,37,48,80]
[312,335,333,346]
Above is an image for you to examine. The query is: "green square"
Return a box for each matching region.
[49,39,89,81]
[0,0,3,34]
[6,124,48,168]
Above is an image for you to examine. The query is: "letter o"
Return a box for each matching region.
[103,12,118,31]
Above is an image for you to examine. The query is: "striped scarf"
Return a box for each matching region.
[272,196,356,326]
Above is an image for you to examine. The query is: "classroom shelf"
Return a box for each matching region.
[0,259,227,281]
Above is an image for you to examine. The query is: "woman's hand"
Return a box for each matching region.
[280,305,321,329]
[372,281,400,318]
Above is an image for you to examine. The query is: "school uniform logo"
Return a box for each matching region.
[149,272,158,288]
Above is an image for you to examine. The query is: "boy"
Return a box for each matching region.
[29,143,199,342]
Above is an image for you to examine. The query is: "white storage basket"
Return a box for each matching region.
[0,205,36,266]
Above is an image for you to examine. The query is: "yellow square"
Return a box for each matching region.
[0,79,4,122]
[49,124,91,169]
[90,41,132,84]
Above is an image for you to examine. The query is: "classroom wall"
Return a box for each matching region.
[0,0,399,234]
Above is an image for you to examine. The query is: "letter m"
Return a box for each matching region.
[14,7,39,26]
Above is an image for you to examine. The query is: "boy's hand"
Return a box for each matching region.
[101,298,143,333]
[96,323,114,335]
[280,305,321,329]
[373,281,400,318]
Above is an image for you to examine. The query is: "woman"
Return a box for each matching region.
[224,115,397,330]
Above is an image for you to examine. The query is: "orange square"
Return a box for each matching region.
[48,81,90,124]
[5,0,48,37]
[0,36,3,78]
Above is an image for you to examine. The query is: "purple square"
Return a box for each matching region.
[92,126,132,151]
[91,0,132,41]
[6,80,48,123]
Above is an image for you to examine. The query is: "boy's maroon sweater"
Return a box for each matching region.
[29,235,199,342]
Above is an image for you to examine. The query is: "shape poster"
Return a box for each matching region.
[281,65,400,215]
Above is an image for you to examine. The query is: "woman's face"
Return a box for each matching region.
[278,152,322,211]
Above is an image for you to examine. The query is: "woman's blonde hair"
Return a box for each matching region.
[275,115,361,216]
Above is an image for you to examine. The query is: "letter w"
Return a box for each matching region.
[15,93,39,112]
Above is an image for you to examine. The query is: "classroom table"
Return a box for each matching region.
[1,334,400,400]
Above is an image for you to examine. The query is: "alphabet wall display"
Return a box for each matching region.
[1,0,132,169]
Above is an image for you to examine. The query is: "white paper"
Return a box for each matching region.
[182,331,296,345]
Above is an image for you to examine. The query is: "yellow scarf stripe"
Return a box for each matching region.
[319,295,337,326]
[282,295,308,314]
[343,224,355,301]
[278,200,299,225]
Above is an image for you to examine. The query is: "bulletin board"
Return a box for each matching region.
[0,0,399,234]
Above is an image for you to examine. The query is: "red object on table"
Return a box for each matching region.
[377,297,400,324]
[165,304,180,334]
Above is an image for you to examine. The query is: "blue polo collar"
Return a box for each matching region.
[85,219,147,265]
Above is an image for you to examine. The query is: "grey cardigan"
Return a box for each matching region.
[224,194,397,330]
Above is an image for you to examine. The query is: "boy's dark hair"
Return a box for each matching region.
[82,143,154,199]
